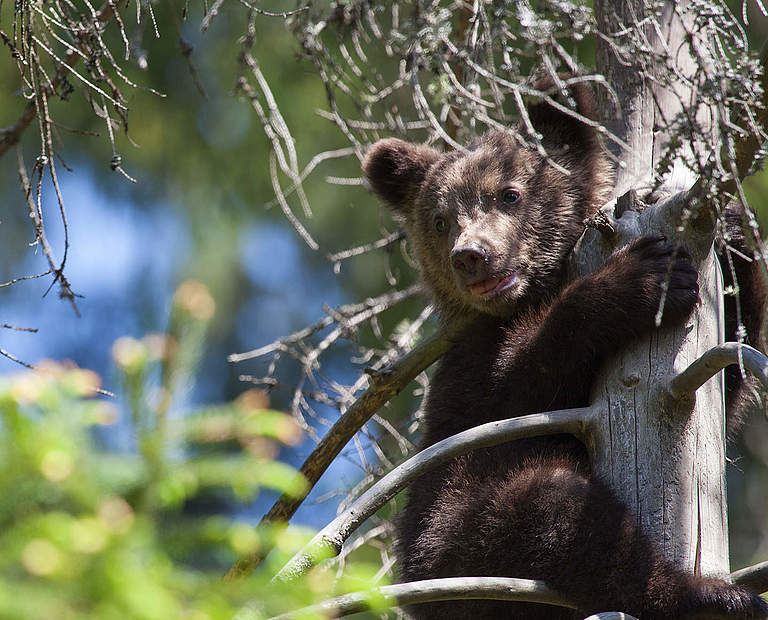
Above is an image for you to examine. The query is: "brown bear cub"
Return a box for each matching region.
[362,82,768,620]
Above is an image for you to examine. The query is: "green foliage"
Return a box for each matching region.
[0,280,386,619]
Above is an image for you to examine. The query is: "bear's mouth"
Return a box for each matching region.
[468,272,519,297]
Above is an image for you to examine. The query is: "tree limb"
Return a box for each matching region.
[266,577,577,620]
[272,406,597,583]
[668,343,768,398]
[224,323,465,580]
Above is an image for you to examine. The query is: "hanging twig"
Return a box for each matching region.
[0,0,121,159]
[16,146,81,316]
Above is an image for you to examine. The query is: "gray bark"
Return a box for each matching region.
[587,0,729,575]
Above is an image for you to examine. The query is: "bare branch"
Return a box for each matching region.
[0,324,38,333]
[0,105,38,160]
[0,348,36,369]
[0,0,121,159]
[0,271,52,288]
[668,343,768,398]
[272,406,597,583]
[224,323,464,580]
[264,147,358,211]
[266,577,577,620]
[236,2,309,19]
[228,285,419,363]
[16,146,81,315]
[327,231,405,273]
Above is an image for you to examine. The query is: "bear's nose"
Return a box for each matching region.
[451,244,487,276]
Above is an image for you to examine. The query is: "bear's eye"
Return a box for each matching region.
[434,216,448,234]
[501,187,521,205]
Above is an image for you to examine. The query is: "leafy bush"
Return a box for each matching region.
[0,281,384,619]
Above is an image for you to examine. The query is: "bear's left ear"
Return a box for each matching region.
[363,138,441,216]
[524,77,613,213]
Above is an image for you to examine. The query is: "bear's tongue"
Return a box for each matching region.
[469,273,517,297]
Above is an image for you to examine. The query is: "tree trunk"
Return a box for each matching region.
[582,0,729,575]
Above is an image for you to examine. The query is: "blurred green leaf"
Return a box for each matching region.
[0,278,385,618]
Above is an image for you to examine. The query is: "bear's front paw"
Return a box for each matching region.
[607,235,699,328]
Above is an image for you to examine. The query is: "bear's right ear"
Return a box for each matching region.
[363,138,441,215]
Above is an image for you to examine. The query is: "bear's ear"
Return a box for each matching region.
[525,77,600,156]
[363,138,441,215]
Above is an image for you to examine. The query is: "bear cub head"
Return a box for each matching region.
[363,80,614,319]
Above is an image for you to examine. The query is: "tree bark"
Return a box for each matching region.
[587,0,729,576]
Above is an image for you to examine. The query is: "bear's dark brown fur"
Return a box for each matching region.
[362,80,768,619]
[718,204,767,439]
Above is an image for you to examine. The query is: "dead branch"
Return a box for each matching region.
[668,343,768,398]
[272,406,596,583]
[327,231,405,273]
[0,272,52,288]
[266,577,577,620]
[0,348,36,370]
[0,1,119,159]
[228,285,420,363]
[0,324,38,332]
[731,560,768,595]
[665,35,768,269]
[16,147,81,315]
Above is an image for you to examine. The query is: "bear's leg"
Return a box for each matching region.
[401,457,767,619]
[488,461,767,619]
